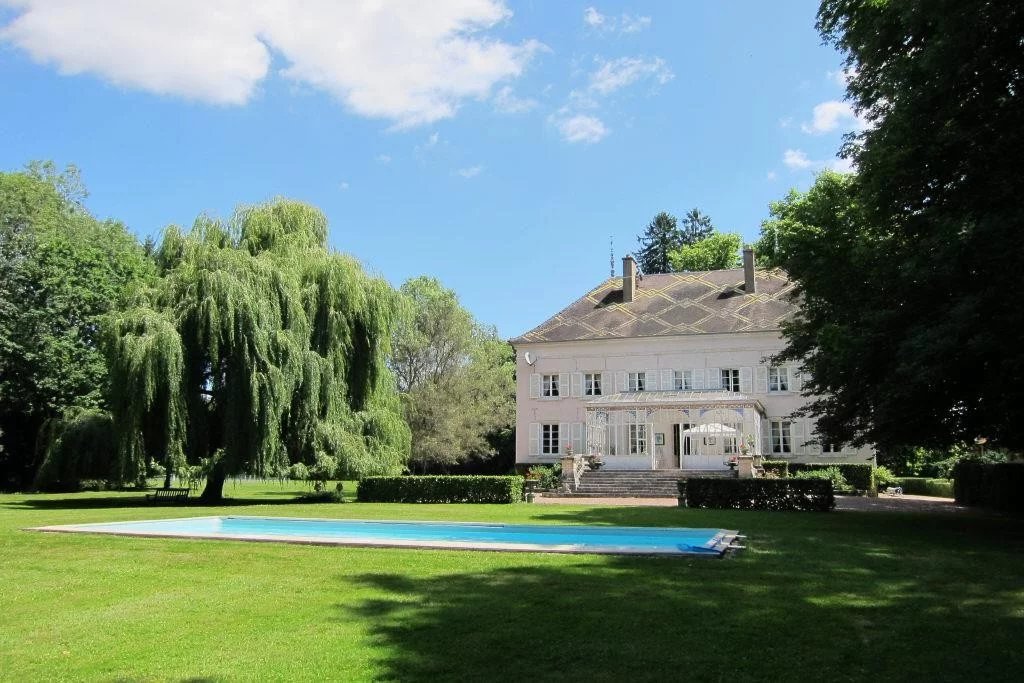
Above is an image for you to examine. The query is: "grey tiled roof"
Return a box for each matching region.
[512,268,798,343]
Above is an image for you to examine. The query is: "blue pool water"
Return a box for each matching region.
[37,516,737,557]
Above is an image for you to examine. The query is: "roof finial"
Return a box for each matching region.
[609,235,614,277]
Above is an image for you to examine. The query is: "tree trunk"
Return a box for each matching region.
[199,462,227,503]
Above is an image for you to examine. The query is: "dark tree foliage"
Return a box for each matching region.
[680,208,714,245]
[0,163,153,489]
[767,1,1024,452]
[635,212,681,274]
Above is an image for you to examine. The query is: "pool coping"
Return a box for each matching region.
[30,515,740,557]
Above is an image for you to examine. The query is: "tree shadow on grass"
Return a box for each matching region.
[341,508,1024,682]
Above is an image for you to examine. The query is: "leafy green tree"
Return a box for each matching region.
[104,200,410,500]
[680,208,714,245]
[0,163,153,488]
[635,212,682,274]
[668,231,742,271]
[391,277,515,473]
[762,1,1024,452]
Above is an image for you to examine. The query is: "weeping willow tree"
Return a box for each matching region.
[105,199,409,501]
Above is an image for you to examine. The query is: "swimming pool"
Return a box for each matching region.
[34,516,739,557]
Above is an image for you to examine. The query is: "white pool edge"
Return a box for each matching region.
[30,516,739,557]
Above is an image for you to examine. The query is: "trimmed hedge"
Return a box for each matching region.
[953,462,1024,514]
[789,463,874,491]
[679,477,834,512]
[895,477,953,498]
[357,475,525,504]
[761,460,790,477]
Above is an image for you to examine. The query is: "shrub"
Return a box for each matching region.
[953,461,1024,514]
[287,463,310,481]
[873,466,899,489]
[793,466,850,492]
[895,477,953,498]
[761,460,789,478]
[789,463,874,491]
[679,477,834,512]
[298,482,346,503]
[357,475,525,504]
[526,464,562,491]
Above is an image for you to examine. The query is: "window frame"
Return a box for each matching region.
[541,374,560,398]
[584,372,602,396]
[628,423,648,455]
[672,369,693,391]
[627,371,646,392]
[768,366,791,393]
[770,420,792,454]
[541,423,560,455]
[721,368,741,392]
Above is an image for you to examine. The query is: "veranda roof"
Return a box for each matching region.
[582,390,764,412]
[681,422,738,435]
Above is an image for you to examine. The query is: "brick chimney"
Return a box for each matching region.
[743,246,756,294]
[622,255,636,303]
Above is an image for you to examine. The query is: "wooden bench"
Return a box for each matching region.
[145,487,191,503]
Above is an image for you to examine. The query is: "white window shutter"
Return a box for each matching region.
[601,371,610,394]
[529,423,540,456]
[706,368,722,390]
[646,369,659,391]
[739,367,753,393]
[693,368,706,390]
[615,371,627,393]
[791,366,803,392]
[559,422,570,454]
[761,419,772,455]
[807,421,822,455]
[529,373,541,399]
[791,420,805,454]
[661,369,673,390]
[558,373,570,398]
[571,422,584,454]
[646,423,655,456]
[755,366,768,393]
[570,372,583,398]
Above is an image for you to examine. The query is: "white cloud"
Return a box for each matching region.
[620,14,651,33]
[778,117,793,129]
[827,67,856,88]
[0,1,543,127]
[583,7,651,34]
[588,56,673,95]
[456,165,483,178]
[783,149,814,170]
[766,171,777,181]
[583,7,605,28]
[556,114,608,144]
[376,154,392,164]
[782,149,856,173]
[492,85,537,114]
[339,181,350,190]
[425,132,439,148]
[801,100,867,135]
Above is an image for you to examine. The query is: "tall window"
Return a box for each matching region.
[629,424,647,454]
[541,374,560,397]
[770,420,792,454]
[584,373,602,396]
[673,369,693,391]
[721,368,741,392]
[628,371,646,391]
[769,366,790,392]
[541,424,560,455]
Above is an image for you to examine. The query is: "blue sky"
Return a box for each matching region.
[0,1,860,339]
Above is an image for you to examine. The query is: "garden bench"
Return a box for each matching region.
[145,487,191,503]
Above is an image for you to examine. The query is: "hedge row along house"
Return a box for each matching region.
[511,250,875,472]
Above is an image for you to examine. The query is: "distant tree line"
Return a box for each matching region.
[634,209,743,274]
[0,163,514,493]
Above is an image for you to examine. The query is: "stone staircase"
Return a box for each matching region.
[554,469,735,499]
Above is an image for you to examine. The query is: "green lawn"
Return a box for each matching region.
[1,482,1023,682]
